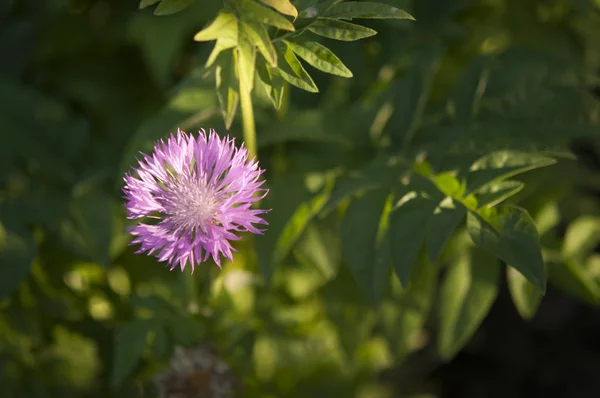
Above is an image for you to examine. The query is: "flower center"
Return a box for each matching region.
[163,176,218,230]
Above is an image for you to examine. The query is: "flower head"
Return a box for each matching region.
[123,129,268,271]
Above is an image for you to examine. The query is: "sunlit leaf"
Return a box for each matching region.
[236,35,256,93]
[111,319,153,387]
[259,0,298,18]
[324,1,415,20]
[194,10,238,42]
[562,216,600,260]
[467,206,546,293]
[438,246,499,361]
[340,188,391,303]
[256,63,286,109]
[308,18,377,41]
[286,39,353,78]
[240,20,277,66]
[215,52,239,130]
[476,180,524,208]
[153,0,196,15]
[467,151,556,193]
[236,0,295,31]
[275,42,318,92]
[507,266,542,319]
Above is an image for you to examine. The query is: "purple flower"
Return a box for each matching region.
[123,129,268,271]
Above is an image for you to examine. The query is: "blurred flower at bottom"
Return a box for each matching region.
[154,344,239,398]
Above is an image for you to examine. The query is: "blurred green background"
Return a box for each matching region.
[1,0,600,397]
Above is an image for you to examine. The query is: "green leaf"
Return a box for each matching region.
[507,266,542,319]
[275,42,318,93]
[562,216,600,260]
[324,1,415,20]
[274,178,333,264]
[467,206,546,293]
[153,0,196,15]
[256,63,286,109]
[111,320,153,387]
[381,256,437,357]
[259,0,298,18]
[438,246,499,361]
[285,39,352,78]
[236,0,295,31]
[467,151,557,193]
[294,220,341,280]
[548,260,600,304]
[425,198,466,264]
[139,0,160,9]
[340,188,391,303]
[215,52,239,130]
[388,45,440,148]
[206,39,237,68]
[194,11,238,42]
[389,193,438,286]
[452,57,490,122]
[240,20,277,66]
[61,192,115,267]
[476,180,524,208]
[308,18,377,41]
[0,226,36,299]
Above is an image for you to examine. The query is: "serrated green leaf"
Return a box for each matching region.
[236,0,295,31]
[139,0,160,9]
[324,1,415,20]
[467,151,556,193]
[259,0,298,18]
[308,18,377,41]
[215,52,239,130]
[256,63,285,109]
[438,247,499,361]
[275,42,318,92]
[425,198,466,264]
[0,226,36,299]
[111,320,153,387]
[240,20,277,66]
[389,194,438,286]
[153,0,195,15]
[562,216,600,260]
[285,39,352,78]
[194,11,238,42]
[476,180,524,208]
[467,206,546,293]
[341,188,391,304]
[507,266,542,319]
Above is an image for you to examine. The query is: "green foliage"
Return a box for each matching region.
[2,0,600,397]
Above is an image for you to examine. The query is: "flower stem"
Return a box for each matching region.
[240,82,257,159]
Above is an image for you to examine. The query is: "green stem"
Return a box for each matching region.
[240,83,257,159]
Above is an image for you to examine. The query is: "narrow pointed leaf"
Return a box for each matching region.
[340,188,391,303]
[286,39,352,78]
[476,180,524,208]
[237,0,295,31]
[194,11,238,42]
[562,216,600,260]
[438,247,499,361]
[259,0,298,18]
[257,63,285,109]
[240,20,277,66]
[236,36,256,93]
[139,0,160,9]
[467,206,546,293]
[324,1,415,20]
[467,151,556,193]
[153,0,195,15]
[275,42,318,92]
[215,52,239,130]
[425,198,466,264]
[206,39,237,68]
[308,18,377,41]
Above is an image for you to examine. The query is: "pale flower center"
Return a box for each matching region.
[164,178,219,230]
